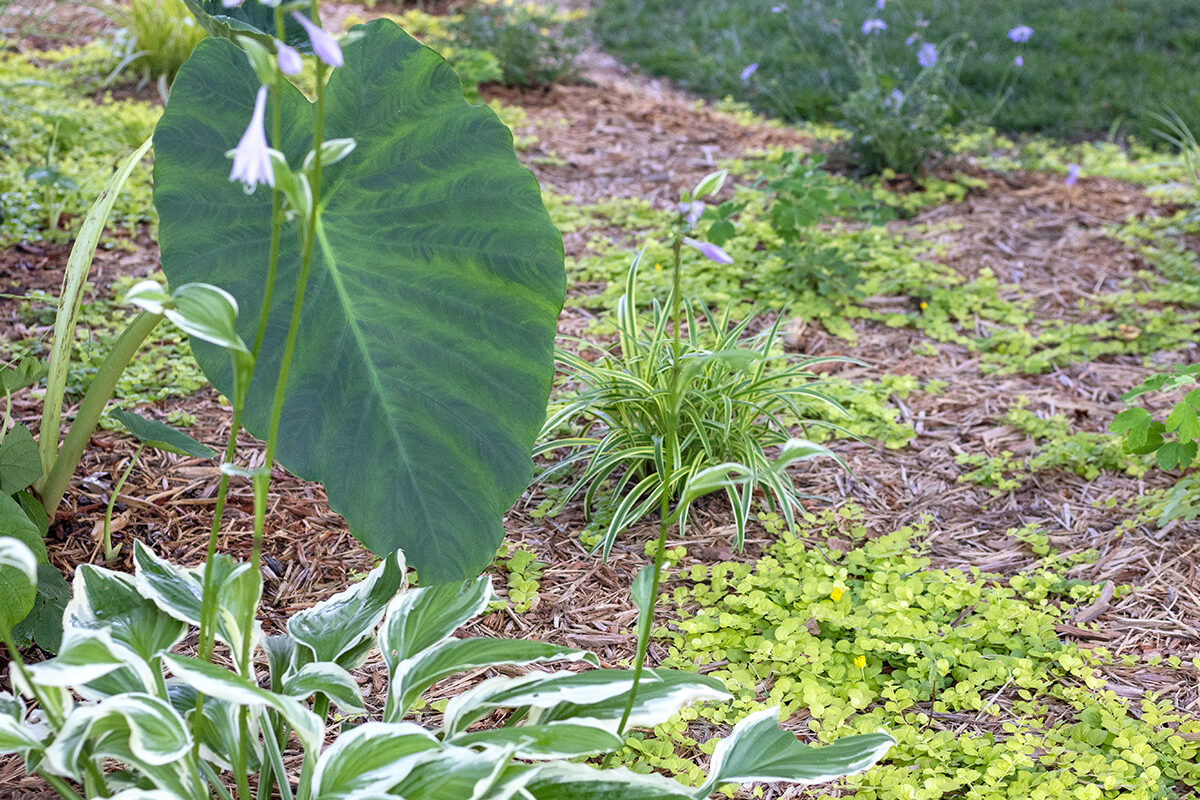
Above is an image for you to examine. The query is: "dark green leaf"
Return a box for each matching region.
[11,563,70,652]
[0,424,42,495]
[0,494,46,562]
[154,22,564,583]
[181,0,310,52]
[107,409,216,459]
[0,357,47,395]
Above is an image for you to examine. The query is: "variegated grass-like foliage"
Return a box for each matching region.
[0,539,892,800]
[536,255,857,557]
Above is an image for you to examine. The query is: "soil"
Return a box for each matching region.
[0,3,1197,798]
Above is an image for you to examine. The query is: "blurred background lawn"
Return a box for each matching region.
[594,0,1200,141]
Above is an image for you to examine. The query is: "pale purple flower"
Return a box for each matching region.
[229,85,274,193]
[875,0,885,8]
[1065,163,1080,186]
[861,18,887,35]
[1007,25,1033,43]
[917,42,938,68]
[771,4,785,11]
[884,88,904,109]
[291,12,343,68]
[683,236,733,265]
[905,34,916,46]
[276,40,302,75]
[740,62,759,81]
[1013,55,1024,67]
[221,0,242,6]
[679,201,705,227]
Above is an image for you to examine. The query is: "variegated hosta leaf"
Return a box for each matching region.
[695,708,895,798]
[43,694,194,785]
[531,669,731,734]
[311,721,439,800]
[27,628,158,699]
[263,634,296,688]
[446,671,700,738]
[380,575,492,670]
[107,790,197,800]
[385,635,599,721]
[287,551,406,668]
[7,663,70,722]
[523,762,694,800]
[162,654,323,752]
[66,564,187,662]
[166,681,259,772]
[133,542,261,663]
[282,661,365,714]
[449,723,623,760]
[0,692,45,759]
[389,745,532,800]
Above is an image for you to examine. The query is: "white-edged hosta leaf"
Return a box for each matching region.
[450,723,623,760]
[443,670,644,736]
[386,635,598,721]
[0,693,44,758]
[44,694,192,779]
[389,746,531,800]
[108,790,196,800]
[263,634,297,688]
[165,681,254,772]
[66,564,187,662]
[133,543,260,662]
[288,551,405,667]
[28,628,157,698]
[532,669,731,734]
[311,721,439,800]
[0,536,38,633]
[696,708,894,797]
[162,654,322,751]
[282,661,365,714]
[523,762,693,800]
[380,575,492,670]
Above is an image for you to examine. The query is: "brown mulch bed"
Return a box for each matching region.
[2,4,1199,798]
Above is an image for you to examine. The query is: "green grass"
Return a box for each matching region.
[594,0,1200,140]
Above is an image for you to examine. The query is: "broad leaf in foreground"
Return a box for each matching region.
[154,22,565,583]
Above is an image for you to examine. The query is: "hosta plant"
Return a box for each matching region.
[0,538,894,800]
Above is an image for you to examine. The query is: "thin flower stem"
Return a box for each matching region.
[618,230,685,735]
[101,443,142,560]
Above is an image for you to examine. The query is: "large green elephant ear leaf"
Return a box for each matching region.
[153,20,565,583]
[182,0,311,51]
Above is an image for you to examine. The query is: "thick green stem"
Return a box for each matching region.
[40,310,162,517]
[294,696,329,800]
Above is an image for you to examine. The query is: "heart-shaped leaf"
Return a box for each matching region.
[154,21,565,583]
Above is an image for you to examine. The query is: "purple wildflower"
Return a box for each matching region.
[679,201,705,227]
[876,0,885,8]
[740,62,759,81]
[905,34,916,46]
[228,86,274,193]
[771,4,785,11]
[276,40,302,75]
[917,42,938,68]
[1007,25,1033,43]
[291,12,343,68]
[1065,163,1080,186]
[884,88,904,110]
[1014,55,1024,67]
[861,18,887,35]
[683,236,734,265]
[221,0,242,6]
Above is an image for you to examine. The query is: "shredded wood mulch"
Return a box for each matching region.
[2,3,1199,798]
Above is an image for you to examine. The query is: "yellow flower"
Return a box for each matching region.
[854,656,866,669]
[829,587,843,602]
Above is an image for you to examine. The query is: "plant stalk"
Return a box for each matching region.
[39,310,162,517]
